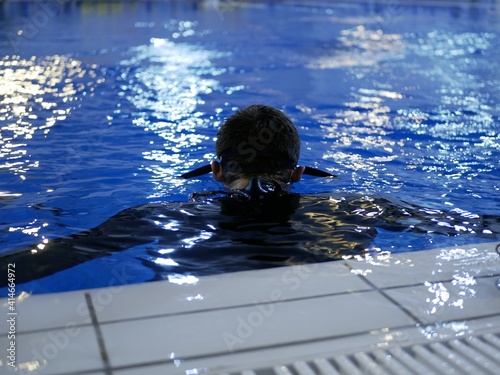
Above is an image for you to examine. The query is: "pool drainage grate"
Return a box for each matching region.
[225,332,500,375]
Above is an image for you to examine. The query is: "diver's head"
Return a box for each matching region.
[180,105,336,184]
[210,105,304,190]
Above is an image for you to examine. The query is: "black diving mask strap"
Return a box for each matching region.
[180,164,337,179]
[302,166,337,178]
[180,164,213,179]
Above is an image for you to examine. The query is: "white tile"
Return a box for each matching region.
[1,326,103,375]
[0,291,90,334]
[90,261,371,323]
[346,241,500,289]
[102,290,414,368]
[385,275,500,325]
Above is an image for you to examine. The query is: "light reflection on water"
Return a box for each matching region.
[311,26,499,205]
[0,55,101,180]
[308,25,404,69]
[120,37,235,197]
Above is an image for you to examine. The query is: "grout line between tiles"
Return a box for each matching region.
[1,321,95,337]
[375,271,500,292]
[370,281,425,325]
[85,293,113,375]
[94,287,376,327]
[343,263,424,325]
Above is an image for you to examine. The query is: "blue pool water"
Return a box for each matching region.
[1,0,499,294]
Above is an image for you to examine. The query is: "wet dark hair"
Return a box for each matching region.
[215,105,300,176]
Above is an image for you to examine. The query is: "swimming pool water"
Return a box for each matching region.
[1,0,499,294]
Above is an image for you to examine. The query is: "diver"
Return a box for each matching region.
[0,105,498,290]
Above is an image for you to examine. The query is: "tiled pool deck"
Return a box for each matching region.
[1,241,500,374]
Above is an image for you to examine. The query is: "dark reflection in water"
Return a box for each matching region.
[1,191,498,288]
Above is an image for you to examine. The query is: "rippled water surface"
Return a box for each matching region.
[0,1,499,293]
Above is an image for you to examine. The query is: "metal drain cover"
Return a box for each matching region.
[227,332,500,375]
